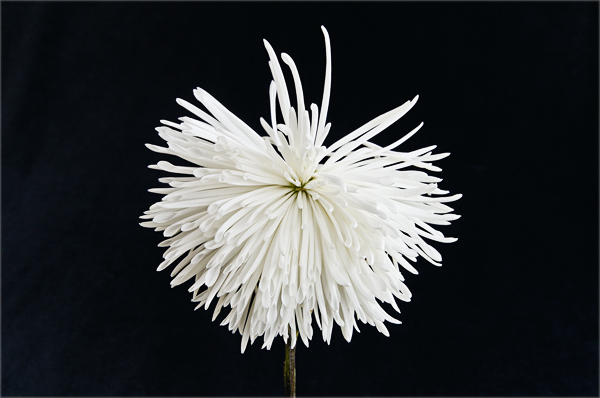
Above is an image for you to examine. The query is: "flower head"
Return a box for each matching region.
[140,27,460,352]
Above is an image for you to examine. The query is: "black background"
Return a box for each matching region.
[2,1,598,396]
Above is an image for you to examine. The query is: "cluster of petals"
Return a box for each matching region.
[140,26,461,352]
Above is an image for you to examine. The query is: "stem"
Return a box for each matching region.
[283,332,296,397]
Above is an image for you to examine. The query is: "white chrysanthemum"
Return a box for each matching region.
[140,27,460,353]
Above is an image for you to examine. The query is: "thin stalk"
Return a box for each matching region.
[283,332,296,397]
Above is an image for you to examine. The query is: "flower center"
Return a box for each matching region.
[289,176,314,193]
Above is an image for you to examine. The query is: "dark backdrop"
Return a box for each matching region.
[2,1,598,396]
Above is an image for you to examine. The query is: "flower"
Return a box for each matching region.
[140,26,460,353]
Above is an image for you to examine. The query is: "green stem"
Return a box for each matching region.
[284,332,296,397]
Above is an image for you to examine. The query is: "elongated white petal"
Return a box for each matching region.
[316,26,332,146]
